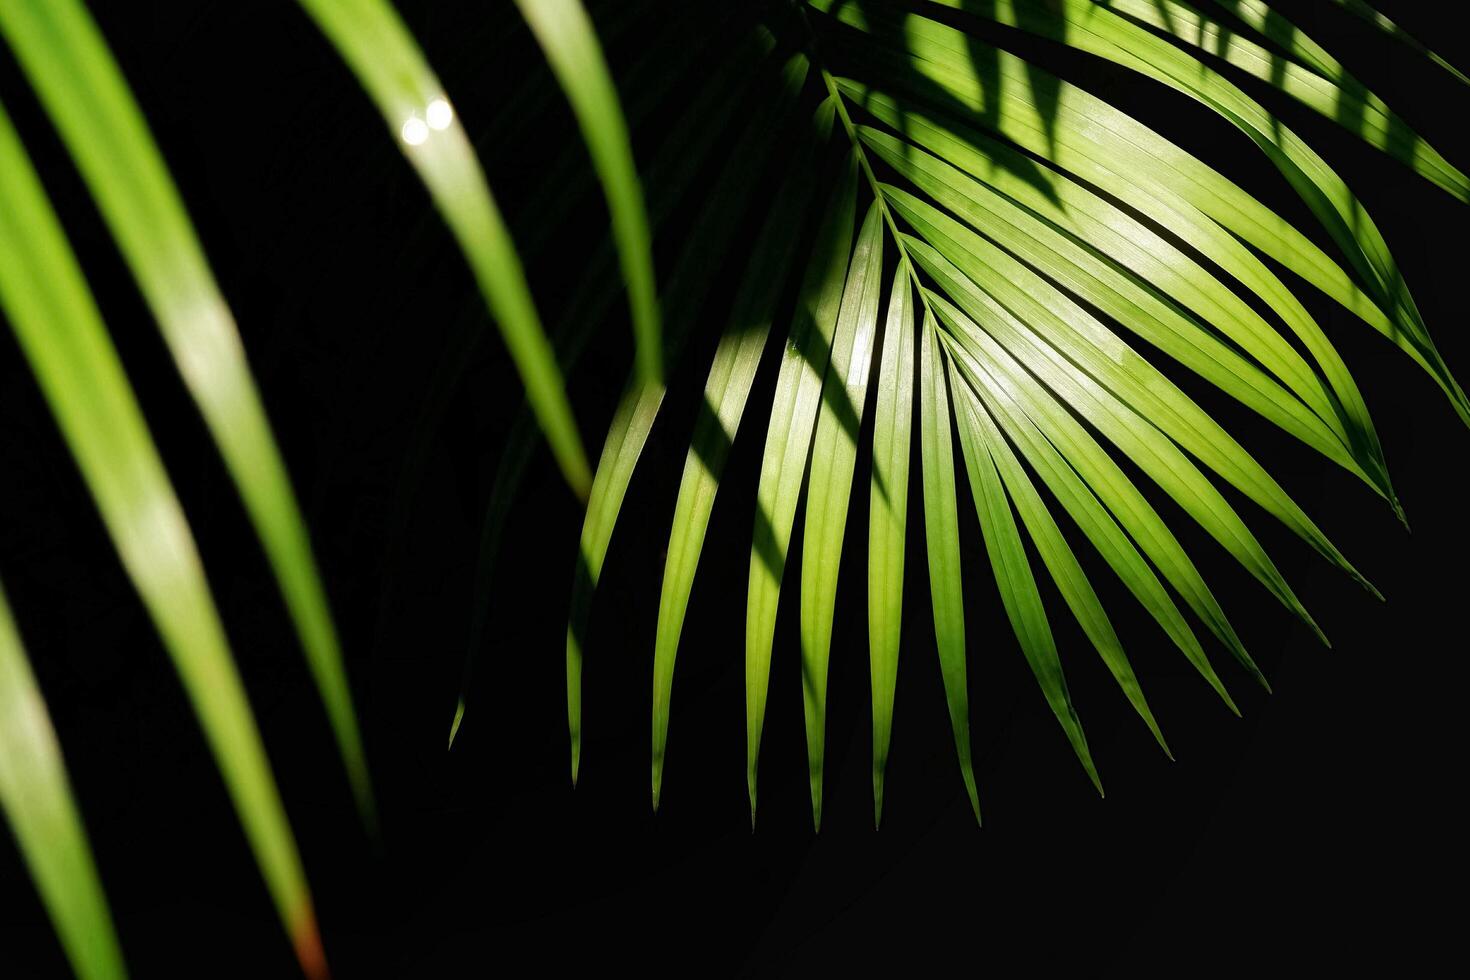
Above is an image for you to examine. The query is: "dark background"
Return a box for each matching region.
[0,1,1465,975]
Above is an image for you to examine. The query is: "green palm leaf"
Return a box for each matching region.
[0,98,324,978]
[0,584,125,980]
[585,0,1466,822]
[947,359,1102,793]
[917,312,983,823]
[799,199,885,829]
[0,0,373,827]
[513,0,661,384]
[651,100,834,809]
[866,267,917,826]
[746,150,860,825]
[566,50,811,785]
[294,0,592,495]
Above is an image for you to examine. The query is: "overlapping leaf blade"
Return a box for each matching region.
[651,100,833,808]
[894,191,1375,606]
[1107,0,1467,199]
[799,200,885,829]
[819,3,1468,432]
[746,150,860,825]
[859,125,1369,487]
[946,358,1102,794]
[947,346,1169,756]
[566,51,812,785]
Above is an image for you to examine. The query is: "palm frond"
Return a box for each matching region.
[865,266,916,826]
[743,148,860,824]
[562,0,1468,823]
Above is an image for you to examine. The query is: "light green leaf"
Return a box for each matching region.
[799,200,885,830]
[565,52,811,786]
[947,359,1102,794]
[894,194,1376,602]
[941,336,1239,713]
[859,125,1372,490]
[1108,0,1467,199]
[292,0,591,494]
[512,0,661,383]
[0,99,324,980]
[917,313,982,823]
[929,292,1263,689]
[746,150,860,826]
[651,101,833,810]
[824,22,1467,431]
[912,240,1334,646]
[0,0,372,826]
[0,585,126,980]
[867,267,916,827]
[947,351,1170,756]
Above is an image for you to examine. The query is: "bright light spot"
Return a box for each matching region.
[401,116,429,146]
[426,98,454,131]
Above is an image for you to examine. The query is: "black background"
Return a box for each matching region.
[1,1,1465,975]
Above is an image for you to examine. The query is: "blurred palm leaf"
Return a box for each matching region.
[0,92,323,977]
[0,584,124,980]
[0,0,655,972]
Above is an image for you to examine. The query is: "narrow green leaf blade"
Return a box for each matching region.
[944,336,1238,713]
[0,0,373,825]
[949,355,1169,756]
[895,196,1376,602]
[867,269,916,826]
[914,242,1333,647]
[651,102,831,810]
[1326,0,1470,86]
[827,22,1468,430]
[800,200,885,830]
[0,585,126,980]
[930,291,1262,690]
[859,125,1370,488]
[917,314,982,822]
[292,0,591,494]
[0,100,324,979]
[1110,0,1468,199]
[513,0,661,383]
[566,52,811,787]
[746,151,859,825]
[947,360,1102,794]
